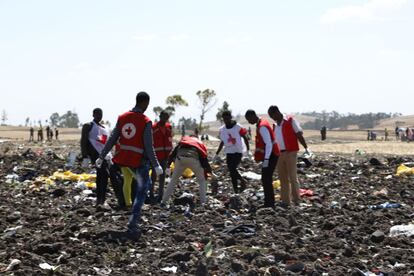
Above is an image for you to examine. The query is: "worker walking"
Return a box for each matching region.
[215,111,249,193]
[268,106,309,207]
[80,108,124,208]
[162,135,212,206]
[97,92,163,237]
[245,109,280,208]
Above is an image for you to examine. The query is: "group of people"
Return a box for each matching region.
[395,126,414,142]
[29,126,59,142]
[80,92,309,237]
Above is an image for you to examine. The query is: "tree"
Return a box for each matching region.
[1,110,7,125]
[49,113,60,127]
[59,111,80,128]
[216,101,231,122]
[153,106,163,118]
[25,117,30,127]
[165,94,188,117]
[196,89,217,130]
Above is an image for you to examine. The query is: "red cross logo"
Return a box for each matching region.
[228,134,236,145]
[122,123,136,139]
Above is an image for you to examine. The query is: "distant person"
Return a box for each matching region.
[50,130,54,140]
[80,108,124,208]
[407,128,413,142]
[367,130,371,141]
[55,128,59,140]
[384,128,389,141]
[268,106,309,207]
[395,127,399,141]
[149,110,173,203]
[215,111,249,193]
[245,109,280,208]
[194,127,199,137]
[37,127,43,142]
[46,126,51,141]
[320,126,327,141]
[371,131,377,141]
[162,135,212,206]
[29,127,34,142]
[181,124,185,137]
[96,92,163,237]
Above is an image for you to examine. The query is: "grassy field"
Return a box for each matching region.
[1,126,413,155]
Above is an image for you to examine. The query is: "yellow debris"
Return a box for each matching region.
[396,164,414,176]
[51,171,96,182]
[170,162,195,178]
[273,180,281,190]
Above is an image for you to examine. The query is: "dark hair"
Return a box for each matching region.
[93,108,102,115]
[221,110,232,118]
[245,109,256,117]
[160,110,170,117]
[268,105,280,115]
[136,91,150,104]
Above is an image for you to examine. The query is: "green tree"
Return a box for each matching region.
[59,111,80,128]
[216,101,231,122]
[153,106,163,118]
[49,113,60,127]
[196,89,217,130]
[25,117,30,127]
[165,94,188,116]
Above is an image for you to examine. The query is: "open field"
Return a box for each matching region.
[1,126,413,156]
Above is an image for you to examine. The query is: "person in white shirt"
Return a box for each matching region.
[268,106,309,206]
[215,111,250,193]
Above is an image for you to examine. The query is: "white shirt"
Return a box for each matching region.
[219,123,247,154]
[259,126,273,160]
[273,116,302,151]
[89,122,112,158]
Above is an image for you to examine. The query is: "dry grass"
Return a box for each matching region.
[0,126,80,141]
[1,126,413,156]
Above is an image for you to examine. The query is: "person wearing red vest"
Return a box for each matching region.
[96,92,164,237]
[268,105,309,206]
[161,135,212,206]
[245,109,280,208]
[149,110,173,202]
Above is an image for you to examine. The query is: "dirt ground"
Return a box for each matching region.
[0,138,413,275]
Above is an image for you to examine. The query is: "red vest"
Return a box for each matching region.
[255,119,280,162]
[153,121,173,161]
[179,136,208,158]
[112,111,150,168]
[280,117,300,152]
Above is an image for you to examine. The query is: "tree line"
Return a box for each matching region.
[300,111,402,130]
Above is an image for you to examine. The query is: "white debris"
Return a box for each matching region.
[161,266,178,273]
[389,224,414,237]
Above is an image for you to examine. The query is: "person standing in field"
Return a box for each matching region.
[214,111,249,194]
[268,105,309,207]
[29,127,34,142]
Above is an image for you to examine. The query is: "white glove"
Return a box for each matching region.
[81,158,90,168]
[247,151,253,159]
[155,166,164,176]
[105,156,113,166]
[165,168,171,176]
[262,159,269,168]
[95,158,103,169]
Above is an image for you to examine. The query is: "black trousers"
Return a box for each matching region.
[261,154,278,207]
[226,153,243,193]
[96,161,125,206]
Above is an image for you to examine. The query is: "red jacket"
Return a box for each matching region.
[280,117,300,152]
[179,136,208,158]
[255,119,280,162]
[112,111,150,168]
[152,121,173,161]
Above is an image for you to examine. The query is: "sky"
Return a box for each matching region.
[1,0,413,126]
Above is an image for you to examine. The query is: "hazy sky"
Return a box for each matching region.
[1,0,413,126]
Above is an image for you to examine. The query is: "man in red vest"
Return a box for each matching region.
[245,109,280,208]
[150,110,173,203]
[96,92,163,237]
[268,106,309,206]
[161,135,212,206]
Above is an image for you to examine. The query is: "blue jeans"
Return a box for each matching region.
[127,162,152,231]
